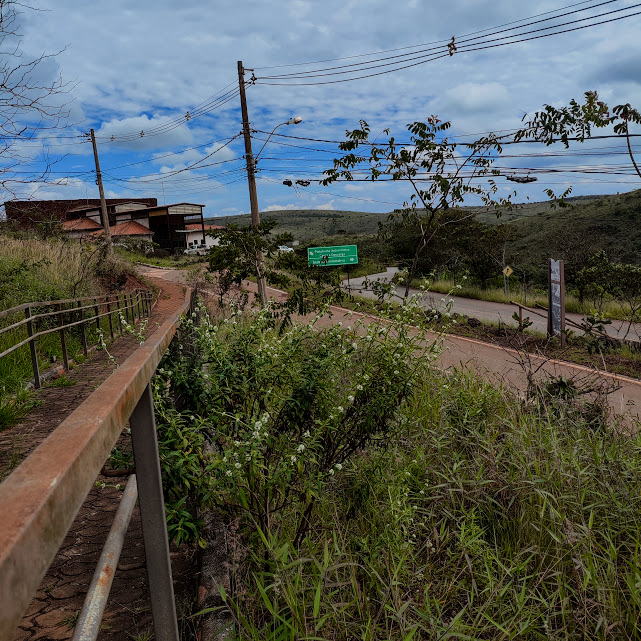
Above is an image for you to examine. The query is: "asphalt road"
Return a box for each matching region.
[343,268,641,343]
[137,265,641,426]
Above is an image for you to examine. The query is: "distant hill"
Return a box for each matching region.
[505,189,641,273]
[207,190,641,275]
[206,209,387,243]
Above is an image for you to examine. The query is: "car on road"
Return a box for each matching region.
[278,245,294,252]
[183,244,208,256]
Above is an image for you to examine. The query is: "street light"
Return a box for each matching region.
[255,116,303,161]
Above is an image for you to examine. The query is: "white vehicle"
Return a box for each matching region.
[183,244,208,256]
[278,245,294,253]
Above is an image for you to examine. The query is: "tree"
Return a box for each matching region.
[206,219,292,306]
[322,117,514,299]
[0,0,73,200]
[515,90,641,181]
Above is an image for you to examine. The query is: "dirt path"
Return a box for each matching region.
[5,277,196,641]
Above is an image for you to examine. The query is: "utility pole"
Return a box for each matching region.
[237,60,268,305]
[89,129,112,254]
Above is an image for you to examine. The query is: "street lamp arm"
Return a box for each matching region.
[255,116,302,161]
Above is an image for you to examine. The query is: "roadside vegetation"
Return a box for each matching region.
[0,231,142,425]
[154,296,641,639]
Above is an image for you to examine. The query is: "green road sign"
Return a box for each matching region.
[308,245,358,266]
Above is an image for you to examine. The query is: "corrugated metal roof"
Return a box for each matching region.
[183,223,224,231]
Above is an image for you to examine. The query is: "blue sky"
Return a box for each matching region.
[3,0,641,219]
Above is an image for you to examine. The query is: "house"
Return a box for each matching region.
[178,223,225,249]
[3,198,209,254]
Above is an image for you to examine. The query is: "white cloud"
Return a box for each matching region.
[8,0,640,209]
[263,203,299,211]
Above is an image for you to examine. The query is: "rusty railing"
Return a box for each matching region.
[0,289,153,389]
[0,287,197,641]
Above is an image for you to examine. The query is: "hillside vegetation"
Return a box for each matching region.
[207,208,387,243]
[208,190,641,274]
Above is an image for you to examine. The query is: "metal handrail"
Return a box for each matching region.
[0,291,137,321]
[0,286,196,641]
[0,289,153,388]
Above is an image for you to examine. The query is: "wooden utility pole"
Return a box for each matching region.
[237,60,267,305]
[89,129,112,254]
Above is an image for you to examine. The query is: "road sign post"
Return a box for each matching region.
[548,259,566,347]
[308,245,358,267]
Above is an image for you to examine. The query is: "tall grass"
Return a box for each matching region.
[0,236,135,398]
[420,278,631,319]
[157,304,641,639]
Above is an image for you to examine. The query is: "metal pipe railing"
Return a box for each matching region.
[0,289,153,388]
[0,287,195,641]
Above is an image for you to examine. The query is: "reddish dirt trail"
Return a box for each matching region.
[3,277,195,641]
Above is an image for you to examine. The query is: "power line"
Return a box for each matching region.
[254,5,641,85]
[257,0,626,80]
[253,0,608,70]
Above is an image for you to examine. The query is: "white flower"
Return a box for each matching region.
[225,470,232,477]
[394,370,400,375]
[254,420,263,430]
[234,440,241,447]
[303,430,311,438]
[290,455,297,463]
[222,457,227,463]
[348,395,354,402]
[329,469,335,475]
[335,463,342,470]
[235,462,242,469]
[337,406,344,413]
[352,342,357,349]
[356,384,363,391]
[297,444,305,453]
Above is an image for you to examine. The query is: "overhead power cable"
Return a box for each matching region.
[254,3,641,85]
[93,81,243,142]
[253,0,607,70]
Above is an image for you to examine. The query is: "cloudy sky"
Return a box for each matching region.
[4,0,641,217]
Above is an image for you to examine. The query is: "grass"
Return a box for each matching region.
[0,233,145,395]
[405,277,635,321]
[115,246,206,268]
[163,303,641,639]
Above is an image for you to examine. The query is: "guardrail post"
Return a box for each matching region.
[106,298,114,340]
[78,300,89,357]
[130,384,180,641]
[24,307,40,389]
[116,294,123,332]
[57,303,70,371]
[137,290,143,320]
[94,298,100,332]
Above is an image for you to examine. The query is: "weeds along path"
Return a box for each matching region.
[2,276,196,641]
[216,276,641,428]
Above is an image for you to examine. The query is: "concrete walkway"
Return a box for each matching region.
[4,277,194,641]
[344,268,641,342]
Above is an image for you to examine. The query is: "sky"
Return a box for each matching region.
[3,0,641,219]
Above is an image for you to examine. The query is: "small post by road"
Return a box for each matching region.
[548,259,566,347]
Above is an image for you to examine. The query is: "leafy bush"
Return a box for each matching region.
[156,301,641,639]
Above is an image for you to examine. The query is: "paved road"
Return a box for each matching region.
[344,268,641,342]
[136,265,641,426]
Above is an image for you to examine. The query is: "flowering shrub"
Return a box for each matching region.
[154,298,442,545]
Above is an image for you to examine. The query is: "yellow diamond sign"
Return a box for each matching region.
[503,265,514,277]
